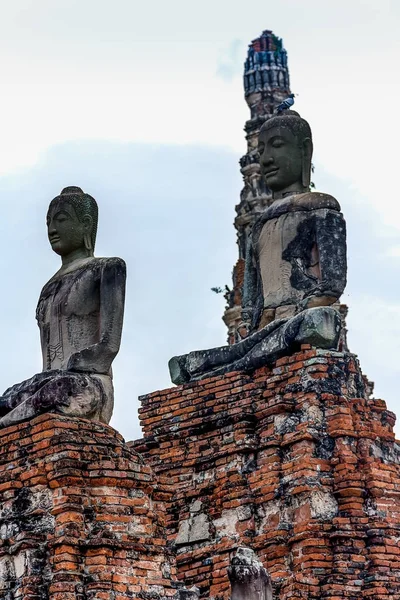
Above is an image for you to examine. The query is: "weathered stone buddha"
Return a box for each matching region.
[0,186,126,427]
[243,109,346,329]
[169,110,346,384]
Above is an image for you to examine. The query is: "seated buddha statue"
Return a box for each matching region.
[242,108,346,330]
[169,110,346,384]
[0,186,126,427]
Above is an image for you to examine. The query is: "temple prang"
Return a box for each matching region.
[224,30,292,345]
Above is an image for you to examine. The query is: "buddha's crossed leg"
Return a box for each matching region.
[0,371,112,427]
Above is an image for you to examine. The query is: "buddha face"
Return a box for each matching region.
[47,200,91,258]
[258,125,306,195]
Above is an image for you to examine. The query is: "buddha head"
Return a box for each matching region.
[258,110,313,198]
[47,186,98,259]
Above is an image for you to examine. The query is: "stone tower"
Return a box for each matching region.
[224,30,291,344]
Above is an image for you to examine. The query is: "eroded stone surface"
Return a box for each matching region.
[176,512,211,545]
[228,548,273,600]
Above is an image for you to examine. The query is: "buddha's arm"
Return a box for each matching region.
[39,325,48,372]
[242,236,262,329]
[304,208,347,305]
[67,258,127,374]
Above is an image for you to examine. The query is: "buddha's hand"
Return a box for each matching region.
[67,344,115,374]
[67,350,92,372]
[301,294,338,310]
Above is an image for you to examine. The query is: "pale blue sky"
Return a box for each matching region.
[0,1,399,439]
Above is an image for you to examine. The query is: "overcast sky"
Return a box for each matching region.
[0,0,399,440]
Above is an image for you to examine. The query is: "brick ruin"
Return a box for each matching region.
[1,345,399,599]
[135,347,400,599]
[0,414,177,599]
[0,30,399,600]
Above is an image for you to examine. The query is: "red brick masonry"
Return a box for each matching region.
[135,346,400,600]
[0,414,176,599]
[1,347,398,599]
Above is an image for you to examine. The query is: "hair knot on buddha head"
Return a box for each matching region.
[47,186,99,260]
[258,109,313,198]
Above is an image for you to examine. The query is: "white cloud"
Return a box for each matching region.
[216,39,246,82]
[385,247,400,257]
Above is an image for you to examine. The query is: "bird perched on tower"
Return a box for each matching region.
[275,93,295,114]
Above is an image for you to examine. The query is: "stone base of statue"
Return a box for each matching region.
[169,306,341,385]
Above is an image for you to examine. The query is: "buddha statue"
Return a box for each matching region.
[242,109,346,330]
[0,186,126,427]
[169,110,346,384]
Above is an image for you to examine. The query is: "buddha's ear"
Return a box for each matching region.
[82,214,93,232]
[301,137,313,189]
[82,215,94,253]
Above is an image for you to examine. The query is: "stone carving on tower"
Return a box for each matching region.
[224,30,291,344]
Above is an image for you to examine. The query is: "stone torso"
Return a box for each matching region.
[36,257,117,371]
[254,192,344,311]
[258,211,307,309]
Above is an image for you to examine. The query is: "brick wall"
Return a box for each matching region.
[134,346,400,600]
[0,414,176,600]
[1,348,398,599]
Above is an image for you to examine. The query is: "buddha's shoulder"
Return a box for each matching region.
[295,191,341,212]
[43,257,126,288]
[95,256,126,271]
[265,192,341,220]
[62,256,126,276]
